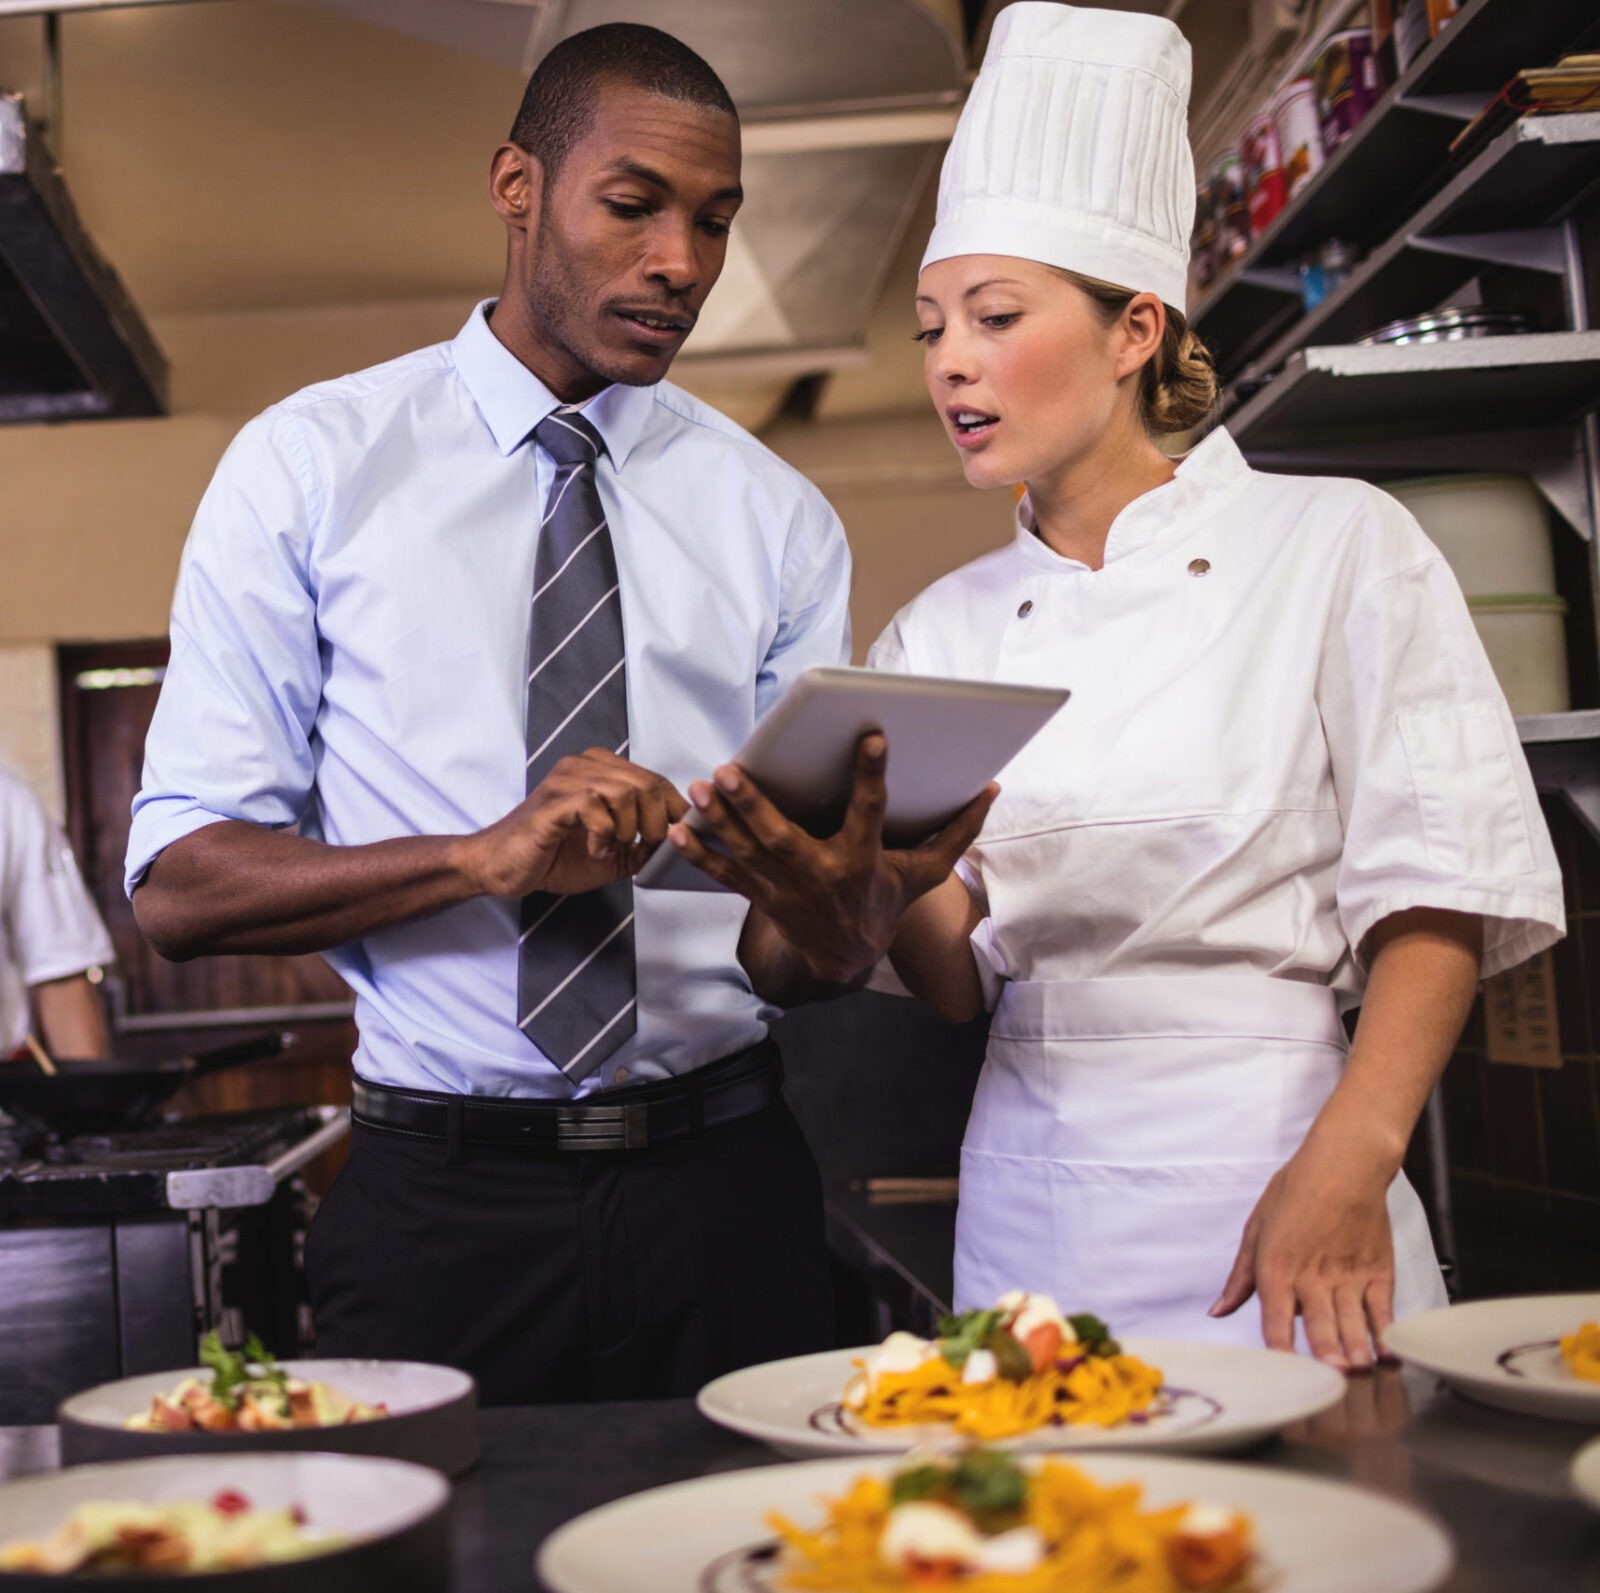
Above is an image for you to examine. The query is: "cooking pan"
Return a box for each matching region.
[0,1033,293,1136]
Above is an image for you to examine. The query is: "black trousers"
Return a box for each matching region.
[305,1092,833,1405]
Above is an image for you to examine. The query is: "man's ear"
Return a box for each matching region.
[1115,292,1167,380]
[489,142,543,231]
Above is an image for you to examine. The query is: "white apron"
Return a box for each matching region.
[955,973,1447,1344]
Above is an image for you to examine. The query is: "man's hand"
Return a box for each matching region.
[667,734,997,987]
[1209,1129,1398,1372]
[458,749,688,899]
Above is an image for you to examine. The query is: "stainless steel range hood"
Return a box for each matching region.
[0,93,167,421]
[300,0,966,377]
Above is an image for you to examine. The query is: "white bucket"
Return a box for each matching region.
[1385,473,1557,597]
[1466,594,1570,716]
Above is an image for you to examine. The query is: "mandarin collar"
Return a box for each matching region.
[450,299,653,470]
[1013,426,1252,572]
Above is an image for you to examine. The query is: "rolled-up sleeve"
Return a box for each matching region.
[1319,512,1564,979]
[125,411,324,897]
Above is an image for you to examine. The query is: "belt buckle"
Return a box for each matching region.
[555,1100,648,1152]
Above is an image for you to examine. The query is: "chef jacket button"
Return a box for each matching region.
[1017,600,1034,618]
[1188,558,1211,576]
[612,1065,631,1085]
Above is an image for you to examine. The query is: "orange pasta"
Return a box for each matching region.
[848,1348,1164,1441]
[843,1300,1165,1441]
[768,1452,1256,1592]
[1560,1322,1600,1384]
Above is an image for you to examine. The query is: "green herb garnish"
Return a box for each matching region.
[935,1309,1006,1371]
[891,1448,1029,1533]
[1067,1313,1121,1357]
[936,1308,1035,1383]
[198,1329,289,1412]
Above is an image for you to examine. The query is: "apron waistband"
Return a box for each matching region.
[991,974,1347,1049]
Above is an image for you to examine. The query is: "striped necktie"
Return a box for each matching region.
[517,409,636,1082]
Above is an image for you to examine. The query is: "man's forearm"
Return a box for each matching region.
[1303,907,1484,1178]
[134,821,483,961]
[33,973,112,1059]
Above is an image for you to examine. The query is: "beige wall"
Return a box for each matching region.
[0,298,1008,656]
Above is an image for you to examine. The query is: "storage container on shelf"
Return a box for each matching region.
[1241,113,1287,237]
[1313,29,1380,152]
[1212,150,1250,264]
[1386,474,1570,716]
[1271,77,1325,201]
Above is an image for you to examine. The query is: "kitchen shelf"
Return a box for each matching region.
[1518,710,1600,846]
[1233,114,1600,393]
[1225,332,1600,455]
[1190,0,1600,377]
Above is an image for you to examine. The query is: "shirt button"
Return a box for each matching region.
[1188,558,1211,577]
[612,1065,631,1085]
[1017,600,1034,618]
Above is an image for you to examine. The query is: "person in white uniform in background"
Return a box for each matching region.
[0,767,113,1061]
[668,2,1566,1370]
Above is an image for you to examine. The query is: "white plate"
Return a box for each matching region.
[1382,1294,1600,1425]
[0,1452,450,1591]
[696,1339,1345,1458]
[1572,1434,1600,1512]
[58,1359,480,1475]
[536,1452,1453,1593]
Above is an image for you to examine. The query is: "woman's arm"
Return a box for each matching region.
[1210,905,1483,1369]
[887,874,989,1022]
[32,973,112,1060]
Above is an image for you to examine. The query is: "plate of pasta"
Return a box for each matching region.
[698,1295,1345,1458]
[535,1445,1454,1593]
[1382,1293,1600,1424]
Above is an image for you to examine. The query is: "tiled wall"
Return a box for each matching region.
[1433,796,1600,1265]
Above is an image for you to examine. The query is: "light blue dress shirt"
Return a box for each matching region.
[127,302,852,1098]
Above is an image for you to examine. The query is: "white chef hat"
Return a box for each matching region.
[922,2,1195,312]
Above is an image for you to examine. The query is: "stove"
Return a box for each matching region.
[0,1106,348,1425]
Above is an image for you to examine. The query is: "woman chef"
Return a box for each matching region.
[668,2,1566,1369]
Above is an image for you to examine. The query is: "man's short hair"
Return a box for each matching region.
[509,23,737,184]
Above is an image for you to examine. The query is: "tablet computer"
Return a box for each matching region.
[635,665,1069,892]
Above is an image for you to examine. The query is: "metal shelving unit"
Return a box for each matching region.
[1232,115,1600,394]
[1227,332,1600,488]
[1191,0,1600,378]
[1519,710,1600,845]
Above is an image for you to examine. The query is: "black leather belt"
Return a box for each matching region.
[350,1040,782,1154]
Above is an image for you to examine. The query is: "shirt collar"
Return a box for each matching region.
[450,299,654,470]
[1014,425,1251,572]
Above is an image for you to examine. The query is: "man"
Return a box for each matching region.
[1,765,113,1063]
[125,24,883,1404]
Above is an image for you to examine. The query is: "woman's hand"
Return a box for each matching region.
[668,733,997,988]
[1209,1129,1397,1371]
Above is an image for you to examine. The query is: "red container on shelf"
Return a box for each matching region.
[1314,28,1380,151]
[1241,113,1287,237]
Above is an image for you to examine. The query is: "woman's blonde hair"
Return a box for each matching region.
[1052,268,1219,436]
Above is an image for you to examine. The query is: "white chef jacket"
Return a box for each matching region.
[0,768,115,1056]
[868,427,1565,1003]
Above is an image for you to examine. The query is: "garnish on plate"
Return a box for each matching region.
[843,1294,1164,1440]
[126,1331,388,1434]
[769,1445,1258,1590]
